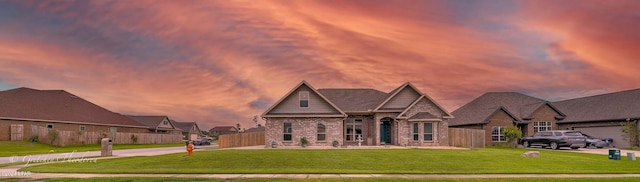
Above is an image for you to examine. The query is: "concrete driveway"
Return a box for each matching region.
[523,146,638,157]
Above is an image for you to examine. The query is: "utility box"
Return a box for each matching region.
[628,152,636,161]
[101,138,113,157]
[609,148,620,160]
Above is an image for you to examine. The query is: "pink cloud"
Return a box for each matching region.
[1,1,639,129]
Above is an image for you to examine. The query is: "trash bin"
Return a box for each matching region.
[609,148,620,160]
[101,138,113,157]
[628,152,636,161]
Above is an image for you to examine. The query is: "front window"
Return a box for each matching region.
[79,126,86,132]
[299,91,309,108]
[413,123,419,141]
[317,122,326,141]
[424,123,433,141]
[533,121,552,133]
[491,126,505,142]
[345,119,363,141]
[284,123,292,141]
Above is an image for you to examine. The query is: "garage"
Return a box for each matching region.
[190,134,198,141]
[574,126,627,148]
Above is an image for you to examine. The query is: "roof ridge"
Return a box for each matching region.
[555,88,640,103]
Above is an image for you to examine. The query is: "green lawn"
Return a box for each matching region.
[28,177,640,182]
[0,141,183,157]
[21,148,640,174]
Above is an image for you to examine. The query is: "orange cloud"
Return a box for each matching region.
[1,1,639,129]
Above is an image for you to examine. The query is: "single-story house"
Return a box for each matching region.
[244,126,265,133]
[262,81,453,147]
[126,115,182,134]
[173,121,202,140]
[553,89,640,148]
[0,87,148,141]
[449,92,565,146]
[209,126,238,136]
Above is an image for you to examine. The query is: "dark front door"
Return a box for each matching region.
[380,120,391,144]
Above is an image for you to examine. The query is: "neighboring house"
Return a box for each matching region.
[449,92,565,146]
[209,126,238,136]
[126,115,182,134]
[0,87,148,141]
[262,81,453,147]
[553,89,640,148]
[173,121,202,140]
[244,126,265,133]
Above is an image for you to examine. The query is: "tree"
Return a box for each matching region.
[236,123,241,133]
[621,119,639,148]
[253,115,258,127]
[503,126,522,148]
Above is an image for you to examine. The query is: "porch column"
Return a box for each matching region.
[374,115,380,146]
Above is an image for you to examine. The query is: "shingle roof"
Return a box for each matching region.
[554,88,640,123]
[317,89,388,112]
[449,92,556,126]
[173,121,199,132]
[126,115,173,129]
[210,126,237,131]
[0,87,145,127]
[245,126,265,133]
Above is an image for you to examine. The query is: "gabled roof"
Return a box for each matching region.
[245,126,265,133]
[126,115,180,130]
[0,87,146,128]
[262,81,346,117]
[374,82,421,111]
[172,121,201,133]
[317,88,387,112]
[554,88,640,123]
[210,126,237,132]
[449,92,562,126]
[263,81,451,120]
[397,95,454,120]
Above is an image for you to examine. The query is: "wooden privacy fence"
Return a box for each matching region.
[219,131,265,148]
[448,128,485,148]
[33,126,182,146]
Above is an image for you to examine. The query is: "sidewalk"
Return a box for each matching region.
[6,173,640,179]
[0,145,215,165]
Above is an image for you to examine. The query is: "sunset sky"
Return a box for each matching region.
[0,1,638,130]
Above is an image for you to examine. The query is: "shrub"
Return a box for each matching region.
[621,119,639,148]
[503,126,522,148]
[28,135,39,143]
[131,134,138,144]
[300,137,308,146]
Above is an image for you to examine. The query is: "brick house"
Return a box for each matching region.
[209,126,238,136]
[448,92,565,146]
[262,81,453,147]
[173,121,202,141]
[0,87,148,141]
[553,89,640,148]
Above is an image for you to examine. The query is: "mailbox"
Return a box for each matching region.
[101,138,113,157]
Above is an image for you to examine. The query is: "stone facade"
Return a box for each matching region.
[265,117,343,147]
